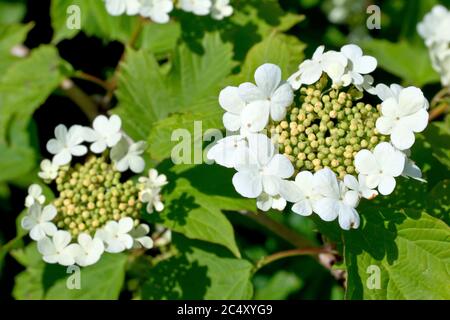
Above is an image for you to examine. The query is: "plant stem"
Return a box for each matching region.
[241,210,315,248]
[429,87,450,121]
[73,71,111,91]
[254,247,337,272]
[61,78,99,121]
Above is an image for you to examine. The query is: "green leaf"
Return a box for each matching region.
[229,32,305,85]
[146,178,241,257]
[254,270,303,300]
[115,32,233,141]
[0,23,32,76]
[424,118,450,169]
[12,244,128,300]
[0,45,65,183]
[141,234,253,299]
[345,208,450,300]
[0,2,27,24]
[51,0,137,44]
[45,253,127,299]
[361,39,440,86]
[137,21,181,55]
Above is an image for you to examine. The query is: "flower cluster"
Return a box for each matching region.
[104,0,233,23]
[22,115,168,267]
[418,5,450,86]
[209,44,429,230]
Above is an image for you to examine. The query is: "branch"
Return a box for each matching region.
[429,87,450,121]
[73,71,111,91]
[241,210,315,248]
[61,78,99,121]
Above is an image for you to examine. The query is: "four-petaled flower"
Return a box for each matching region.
[211,0,233,20]
[95,217,134,253]
[207,135,248,169]
[140,0,174,23]
[178,0,212,15]
[376,87,428,150]
[340,44,377,86]
[84,115,122,154]
[74,233,105,267]
[46,124,87,166]
[25,184,45,208]
[104,0,141,16]
[111,138,147,173]
[232,134,294,198]
[130,224,154,249]
[38,159,59,182]
[21,204,57,241]
[37,230,80,266]
[280,171,320,216]
[354,142,405,195]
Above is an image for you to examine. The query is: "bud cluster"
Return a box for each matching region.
[53,156,144,237]
[269,76,387,178]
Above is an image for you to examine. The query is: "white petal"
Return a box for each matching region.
[238,83,265,102]
[279,180,303,203]
[314,198,339,221]
[70,145,87,156]
[338,204,360,230]
[270,83,294,121]
[53,230,72,250]
[30,226,46,241]
[90,141,107,154]
[53,149,72,166]
[343,190,359,208]
[129,156,145,173]
[398,87,425,116]
[343,175,359,191]
[219,86,246,114]
[313,168,340,199]
[232,169,262,198]
[354,149,378,175]
[254,63,281,97]
[376,116,395,135]
[354,56,377,74]
[398,108,429,133]
[256,193,272,211]
[118,217,134,234]
[41,205,57,221]
[46,139,63,154]
[292,200,313,216]
[265,154,294,179]
[223,112,241,132]
[262,175,281,196]
[247,133,275,167]
[38,237,56,256]
[137,236,154,249]
[391,126,415,150]
[378,176,396,195]
[240,101,270,134]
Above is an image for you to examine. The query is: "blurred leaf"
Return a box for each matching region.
[424,118,450,169]
[141,234,253,299]
[146,178,240,257]
[0,23,32,75]
[254,270,302,300]
[427,180,450,224]
[345,208,450,300]
[361,39,440,86]
[51,0,137,43]
[115,32,233,141]
[0,45,65,183]
[0,2,26,24]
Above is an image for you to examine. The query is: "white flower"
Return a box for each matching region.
[343,174,378,200]
[256,193,287,212]
[129,224,154,249]
[239,64,294,133]
[95,217,134,253]
[139,0,173,23]
[21,204,57,241]
[46,124,87,166]
[140,189,165,213]
[417,5,450,46]
[111,138,146,173]
[279,171,321,216]
[340,44,377,86]
[74,233,104,267]
[84,115,122,154]
[354,142,405,195]
[288,46,347,89]
[313,168,360,230]
[232,134,294,198]
[178,0,211,15]
[139,169,168,190]
[154,227,172,247]
[25,184,45,208]
[104,0,141,16]
[219,86,247,132]
[206,135,248,169]
[376,87,429,150]
[37,231,80,266]
[211,0,233,20]
[38,159,59,181]
[355,75,376,94]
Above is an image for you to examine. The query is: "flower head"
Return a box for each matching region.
[46,124,87,166]
[340,44,377,87]
[21,204,57,241]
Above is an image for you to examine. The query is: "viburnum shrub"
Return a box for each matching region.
[208,44,429,230]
